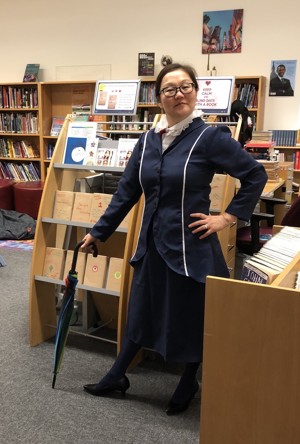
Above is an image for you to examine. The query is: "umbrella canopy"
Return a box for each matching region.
[52,240,98,389]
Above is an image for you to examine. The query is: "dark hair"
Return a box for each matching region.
[155,63,199,99]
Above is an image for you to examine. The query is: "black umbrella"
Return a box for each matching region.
[52,240,98,389]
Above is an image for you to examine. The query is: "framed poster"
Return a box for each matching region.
[202,9,243,54]
[269,60,296,97]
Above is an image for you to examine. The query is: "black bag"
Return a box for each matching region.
[230,99,254,146]
[0,209,36,240]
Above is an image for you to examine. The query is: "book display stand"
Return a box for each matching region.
[29,114,142,351]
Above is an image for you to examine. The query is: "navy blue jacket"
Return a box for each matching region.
[90,118,268,283]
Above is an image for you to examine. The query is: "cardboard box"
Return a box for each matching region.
[71,192,93,223]
[105,257,123,292]
[53,190,75,220]
[89,193,112,224]
[63,250,86,284]
[43,247,65,279]
[83,254,108,288]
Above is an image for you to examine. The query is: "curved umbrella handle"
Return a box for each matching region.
[71,240,98,274]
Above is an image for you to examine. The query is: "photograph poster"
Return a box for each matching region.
[202,9,243,54]
[269,59,296,97]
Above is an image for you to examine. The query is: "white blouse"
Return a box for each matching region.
[154,110,204,152]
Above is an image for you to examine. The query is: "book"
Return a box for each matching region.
[50,117,65,136]
[116,138,136,167]
[42,247,65,280]
[52,190,75,220]
[23,64,40,82]
[83,254,108,288]
[71,192,93,223]
[62,121,97,164]
[89,193,113,224]
[96,147,117,167]
[105,257,123,291]
[63,250,86,284]
[82,137,99,166]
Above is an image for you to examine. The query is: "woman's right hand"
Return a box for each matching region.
[81,233,97,250]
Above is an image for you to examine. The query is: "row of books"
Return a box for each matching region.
[269,129,300,147]
[63,121,138,168]
[43,247,123,292]
[53,190,129,229]
[241,226,300,284]
[107,110,156,132]
[0,138,39,158]
[138,82,157,105]
[274,149,300,169]
[233,82,258,108]
[46,143,55,159]
[0,112,38,134]
[0,161,40,181]
[0,86,38,109]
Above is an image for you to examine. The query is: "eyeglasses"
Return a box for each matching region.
[159,83,195,97]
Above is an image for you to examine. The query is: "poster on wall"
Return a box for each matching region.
[202,9,243,54]
[269,60,296,97]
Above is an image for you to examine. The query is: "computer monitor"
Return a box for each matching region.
[92,80,141,116]
[196,76,235,115]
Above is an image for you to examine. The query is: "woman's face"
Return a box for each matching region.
[158,69,197,126]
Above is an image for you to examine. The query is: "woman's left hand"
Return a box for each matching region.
[188,212,236,239]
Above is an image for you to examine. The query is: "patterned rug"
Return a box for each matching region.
[0,239,34,251]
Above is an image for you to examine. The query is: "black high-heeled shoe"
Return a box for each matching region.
[83,375,130,397]
[165,380,199,416]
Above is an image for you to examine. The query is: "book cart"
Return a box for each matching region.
[29,114,143,351]
[200,232,300,444]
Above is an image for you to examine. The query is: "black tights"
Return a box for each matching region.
[98,336,200,403]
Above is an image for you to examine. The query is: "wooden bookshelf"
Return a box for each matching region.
[233,76,266,131]
[0,82,43,181]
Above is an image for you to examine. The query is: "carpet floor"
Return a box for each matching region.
[0,246,201,444]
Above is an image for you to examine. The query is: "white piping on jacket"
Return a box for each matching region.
[130,131,149,261]
[181,126,210,276]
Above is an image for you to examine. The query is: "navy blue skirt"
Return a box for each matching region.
[126,234,205,363]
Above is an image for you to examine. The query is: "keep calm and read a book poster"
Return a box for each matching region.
[202,9,243,54]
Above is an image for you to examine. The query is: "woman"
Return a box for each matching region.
[81,63,268,415]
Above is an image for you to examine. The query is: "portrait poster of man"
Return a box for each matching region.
[202,9,243,54]
[269,60,296,97]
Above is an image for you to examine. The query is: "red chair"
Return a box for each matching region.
[0,179,15,210]
[13,181,44,219]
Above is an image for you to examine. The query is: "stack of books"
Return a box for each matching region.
[257,159,279,181]
[245,131,275,160]
[241,226,300,284]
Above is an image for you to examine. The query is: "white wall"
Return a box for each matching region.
[1,0,299,130]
